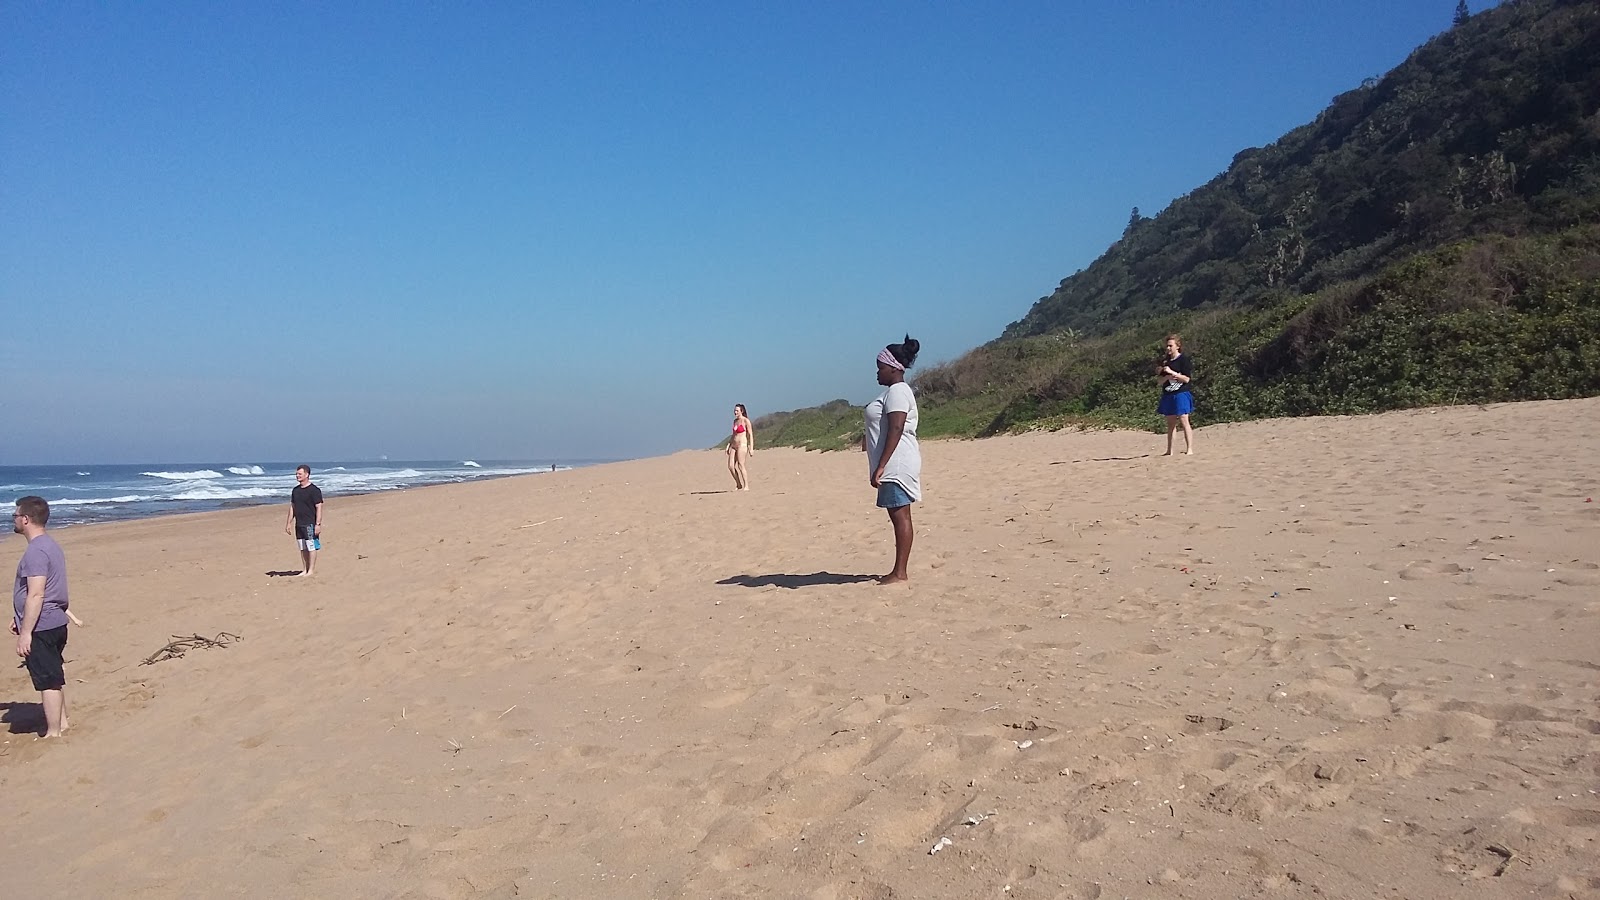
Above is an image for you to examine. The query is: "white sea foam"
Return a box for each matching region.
[171,486,282,502]
[22,459,573,526]
[50,495,154,506]
[77,471,92,476]
[316,469,429,491]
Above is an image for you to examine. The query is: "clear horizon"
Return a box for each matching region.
[2,2,1493,465]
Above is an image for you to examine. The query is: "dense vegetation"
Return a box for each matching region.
[754,0,1600,451]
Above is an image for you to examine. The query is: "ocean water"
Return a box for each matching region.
[0,460,608,527]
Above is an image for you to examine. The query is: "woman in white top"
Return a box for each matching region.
[862,335,921,584]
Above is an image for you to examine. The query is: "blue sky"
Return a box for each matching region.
[2,2,1482,463]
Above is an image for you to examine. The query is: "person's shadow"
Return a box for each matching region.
[717,572,878,589]
[265,570,304,577]
[0,700,46,735]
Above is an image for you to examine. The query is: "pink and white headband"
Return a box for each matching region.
[876,348,904,371]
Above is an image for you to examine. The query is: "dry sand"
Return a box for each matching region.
[3,399,1598,899]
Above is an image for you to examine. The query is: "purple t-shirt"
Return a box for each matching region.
[14,533,69,633]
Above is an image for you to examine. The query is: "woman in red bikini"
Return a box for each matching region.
[726,403,754,490]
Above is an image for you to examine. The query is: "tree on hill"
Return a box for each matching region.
[1002,0,1600,341]
[1454,1,1471,27]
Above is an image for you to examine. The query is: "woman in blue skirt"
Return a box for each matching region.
[1157,334,1195,455]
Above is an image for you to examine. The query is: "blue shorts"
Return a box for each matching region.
[1158,391,1194,417]
[296,524,321,551]
[876,481,915,509]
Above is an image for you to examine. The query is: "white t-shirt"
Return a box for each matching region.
[864,382,921,501]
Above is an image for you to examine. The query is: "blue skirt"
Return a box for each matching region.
[1158,391,1194,417]
[876,481,915,509]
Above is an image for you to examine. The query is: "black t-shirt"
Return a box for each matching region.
[1163,354,1193,395]
[291,483,324,527]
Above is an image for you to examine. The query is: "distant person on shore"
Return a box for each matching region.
[284,465,324,576]
[727,403,754,491]
[11,496,72,738]
[863,336,921,584]
[1158,334,1195,455]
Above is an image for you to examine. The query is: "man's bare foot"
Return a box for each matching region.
[877,573,909,585]
[1184,450,1194,455]
[1161,451,1173,456]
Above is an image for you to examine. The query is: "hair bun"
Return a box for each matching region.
[895,334,921,369]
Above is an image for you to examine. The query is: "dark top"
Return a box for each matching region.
[291,483,324,527]
[1163,354,1193,395]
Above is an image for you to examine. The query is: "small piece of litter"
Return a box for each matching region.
[929,836,953,855]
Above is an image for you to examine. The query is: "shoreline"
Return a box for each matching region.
[2,399,1597,898]
[0,459,617,529]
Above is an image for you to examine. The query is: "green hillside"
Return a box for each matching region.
[756,0,1600,450]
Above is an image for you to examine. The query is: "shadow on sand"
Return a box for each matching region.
[265,570,304,578]
[0,700,45,735]
[717,572,878,589]
[1051,454,1152,464]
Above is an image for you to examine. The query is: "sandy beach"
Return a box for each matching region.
[3,399,1598,899]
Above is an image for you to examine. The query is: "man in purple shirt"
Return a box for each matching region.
[12,496,71,738]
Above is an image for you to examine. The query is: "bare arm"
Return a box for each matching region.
[872,411,907,487]
[20,575,45,633]
[314,501,324,534]
[15,575,45,656]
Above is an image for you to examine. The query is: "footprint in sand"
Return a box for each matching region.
[1399,561,1466,580]
[1180,714,1236,735]
[702,688,756,710]
[884,688,927,706]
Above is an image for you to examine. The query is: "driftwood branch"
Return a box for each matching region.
[140,632,242,666]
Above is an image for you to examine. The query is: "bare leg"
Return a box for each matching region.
[41,688,65,738]
[879,505,914,584]
[726,448,741,489]
[297,547,312,576]
[1179,414,1194,454]
[1163,415,1177,455]
[734,443,750,490]
[305,547,318,577]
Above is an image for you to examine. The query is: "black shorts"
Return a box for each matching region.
[24,625,68,691]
